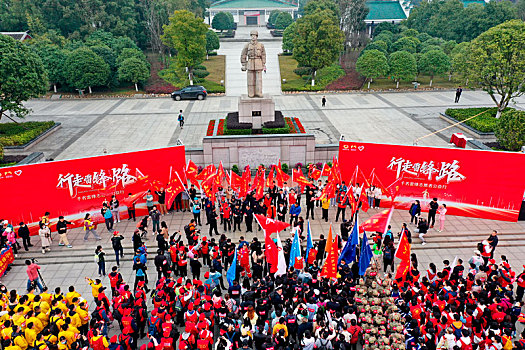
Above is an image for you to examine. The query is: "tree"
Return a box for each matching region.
[212,11,233,32]
[162,10,208,85]
[117,48,148,66]
[418,49,450,86]
[64,47,110,94]
[392,36,419,53]
[356,49,389,89]
[118,57,150,91]
[373,22,400,37]
[495,109,525,151]
[518,0,525,21]
[304,0,339,18]
[0,34,48,121]
[275,12,293,30]
[35,45,68,93]
[282,21,298,52]
[388,50,417,88]
[293,9,344,86]
[465,20,525,118]
[268,10,282,26]
[338,0,369,48]
[206,30,220,58]
[364,40,388,54]
[450,42,470,84]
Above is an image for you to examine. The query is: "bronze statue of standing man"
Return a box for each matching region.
[241,30,266,98]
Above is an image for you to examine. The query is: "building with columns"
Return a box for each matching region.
[208,0,299,26]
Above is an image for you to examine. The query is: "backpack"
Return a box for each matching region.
[318,339,329,350]
[94,253,99,263]
[384,247,392,260]
[148,317,161,337]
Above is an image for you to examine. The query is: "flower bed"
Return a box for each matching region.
[284,117,297,133]
[206,120,216,136]
[294,118,306,133]
[217,119,225,136]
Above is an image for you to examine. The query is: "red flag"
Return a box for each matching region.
[308,164,314,178]
[266,165,275,188]
[358,188,370,212]
[239,166,251,198]
[251,168,266,200]
[395,228,411,261]
[186,160,199,187]
[230,171,242,192]
[196,164,216,181]
[328,158,342,185]
[310,168,321,180]
[386,174,404,200]
[359,206,394,233]
[217,162,226,184]
[317,182,335,201]
[320,235,338,279]
[121,190,148,207]
[292,169,313,190]
[325,224,334,257]
[275,160,290,187]
[395,259,411,280]
[165,171,185,208]
[201,173,218,202]
[264,231,278,273]
[321,163,331,177]
[254,214,290,234]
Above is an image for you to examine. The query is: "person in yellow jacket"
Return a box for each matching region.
[65,287,81,306]
[34,305,49,328]
[39,288,53,305]
[33,333,50,350]
[43,329,58,347]
[1,320,14,340]
[57,336,69,350]
[85,278,102,299]
[33,295,50,315]
[89,330,109,350]
[24,322,37,347]
[58,324,77,347]
[12,307,27,329]
[12,326,29,350]
[26,311,44,333]
[65,305,82,330]
[5,338,22,350]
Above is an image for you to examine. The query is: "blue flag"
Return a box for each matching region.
[289,228,301,269]
[226,248,237,286]
[305,220,313,262]
[339,215,359,266]
[358,231,373,276]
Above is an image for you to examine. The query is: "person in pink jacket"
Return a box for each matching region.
[438,204,447,232]
[25,259,44,293]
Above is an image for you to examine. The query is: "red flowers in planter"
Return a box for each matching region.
[217,119,225,135]
[206,120,216,136]
[284,117,297,133]
[294,118,306,133]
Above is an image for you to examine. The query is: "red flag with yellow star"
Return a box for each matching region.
[165,171,185,208]
[320,235,338,279]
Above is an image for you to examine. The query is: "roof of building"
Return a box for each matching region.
[462,0,485,7]
[365,1,407,21]
[210,0,298,9]
[0,31,32,41]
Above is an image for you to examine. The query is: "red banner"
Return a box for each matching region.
[0,247,14,278]
[1,146,186,233]
[339,141,525,221]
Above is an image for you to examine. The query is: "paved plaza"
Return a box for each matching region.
[2,30,525,337]
[7,90,525,161]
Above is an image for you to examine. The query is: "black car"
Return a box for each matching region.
[171,85,207,101]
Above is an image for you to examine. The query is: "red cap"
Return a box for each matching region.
[199,313,205,321]
[110,335,118,343]
[204,303,211,310]
[489,259,496,264]
[177,277,183,284]
[188,303,194,310]
[204,272,210,278]
[138,281,145,287]
[165,314,172,321]
[202,236,207,241]
[151,309,157,316]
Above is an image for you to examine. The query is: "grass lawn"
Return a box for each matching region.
[364,75,466,90]
[279,55,344,91]
[201,55,226,93]
[0,121,55,146]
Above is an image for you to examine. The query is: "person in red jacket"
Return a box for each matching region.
[347,319,362,350]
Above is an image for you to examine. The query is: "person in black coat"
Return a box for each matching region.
[17,222,32,251]
[316,234,326,264]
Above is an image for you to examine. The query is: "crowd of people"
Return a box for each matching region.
[0,177,523,350]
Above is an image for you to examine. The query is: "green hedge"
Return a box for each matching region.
[0,121,55,146]
[262,124,290,134]
[224,123,252,135]
[444,107,506,133]
[201,79,225,93]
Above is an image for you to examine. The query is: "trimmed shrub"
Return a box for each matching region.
[445,107,502,133]
[495,109,525,151]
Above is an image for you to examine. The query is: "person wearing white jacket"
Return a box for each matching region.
[437,328,457,350]
[38,224,52,254]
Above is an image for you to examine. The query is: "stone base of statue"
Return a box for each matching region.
[238,94,275,130]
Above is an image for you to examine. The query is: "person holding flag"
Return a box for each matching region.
[305,220,313,266]
[288,227,302,271]
[358,231,373,276]
[339,214,359,267]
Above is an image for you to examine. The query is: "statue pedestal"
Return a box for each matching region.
[238,94,275,129]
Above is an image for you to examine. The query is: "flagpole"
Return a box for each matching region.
[175,171,196,207]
